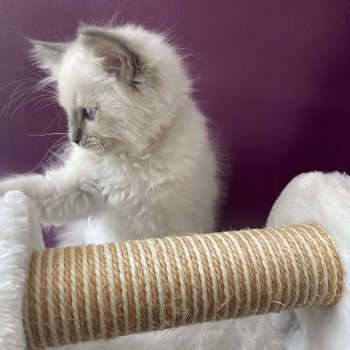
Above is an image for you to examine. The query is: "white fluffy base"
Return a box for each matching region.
[267,172,350,349]
[0,192,43,350]
[1,172,349,349]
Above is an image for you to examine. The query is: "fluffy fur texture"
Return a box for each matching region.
[0,191,43,350]
[1,172,349,349]
[0,25,219,245]
[267,171,350,350]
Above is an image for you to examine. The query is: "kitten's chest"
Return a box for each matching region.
[78,153,174,207]
[95,166,164,208]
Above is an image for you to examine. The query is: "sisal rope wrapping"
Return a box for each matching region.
[23,224,344,349]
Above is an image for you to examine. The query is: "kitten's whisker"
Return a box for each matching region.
[29,132,67,137]
[1,72,59,122]
[43,110,65,131]
[35,110,66,151]
[33,97,56,107]
[17,93,55,113]
[8,95,54,124]
[28,135,68,173]
[34,144,68,172]
[7,92,40,123]
[44,141,70,165]
[23,101,57,121]
[14,94,54,119]
[1,82,34,114]
[2,87,40,120]
[0,78,36,94]
[0,62,43,78]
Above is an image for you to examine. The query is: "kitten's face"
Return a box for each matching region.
[31,26,191,157]
[57,51,142,156]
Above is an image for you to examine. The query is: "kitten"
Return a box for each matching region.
[0,25,219,246]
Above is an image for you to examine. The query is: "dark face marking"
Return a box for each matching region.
[69,111,84,144]
[71,127,83,144]
[69,106,98,144]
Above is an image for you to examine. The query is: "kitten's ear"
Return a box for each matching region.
[30,40,67,73]
[78,27,142,85]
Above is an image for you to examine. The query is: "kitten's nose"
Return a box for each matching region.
[73,137,81,145]
[71,127,83,145]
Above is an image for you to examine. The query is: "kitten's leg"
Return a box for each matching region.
[0,170,101,225]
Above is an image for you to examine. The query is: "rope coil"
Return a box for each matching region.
[24,224,344,349]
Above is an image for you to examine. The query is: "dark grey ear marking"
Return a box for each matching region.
[78,27,142,88]
[30,40,67,72]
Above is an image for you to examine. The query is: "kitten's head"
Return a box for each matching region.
[31,25,191,156]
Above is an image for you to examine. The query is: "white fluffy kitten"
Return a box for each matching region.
[0,25,219,246]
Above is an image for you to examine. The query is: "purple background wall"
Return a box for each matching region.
[0,1,350,244]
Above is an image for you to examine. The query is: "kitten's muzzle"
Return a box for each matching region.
[70,127,83,145]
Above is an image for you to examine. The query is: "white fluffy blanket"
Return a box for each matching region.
[0,172,349,350]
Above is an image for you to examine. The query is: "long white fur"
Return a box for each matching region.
[0,191,43,350]
[0,25,219,245]
[266,171,350,350]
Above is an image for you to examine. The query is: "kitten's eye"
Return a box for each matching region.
[82,106,97,120]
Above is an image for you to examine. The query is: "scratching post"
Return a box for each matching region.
[24,224,344,349]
